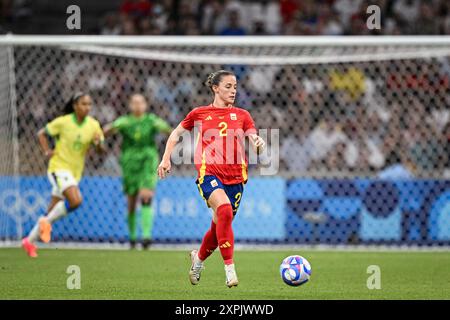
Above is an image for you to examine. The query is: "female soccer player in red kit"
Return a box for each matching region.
[158,70,265,288]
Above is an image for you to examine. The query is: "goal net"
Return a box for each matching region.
[0,36,449,246]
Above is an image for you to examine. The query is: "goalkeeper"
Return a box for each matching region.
[104,94,172,249]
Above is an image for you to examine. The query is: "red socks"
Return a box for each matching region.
[216,203,234,265]
[198,220,218,261]
[198,203,235,265]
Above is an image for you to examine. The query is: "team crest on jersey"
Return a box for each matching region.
[210,179,218,187]
[230,113,237,120]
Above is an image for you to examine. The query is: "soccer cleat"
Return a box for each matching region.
[129,240,137,250]
[189,249,204,285]
[142,239,152,250]
[39,217,52,243]
[22,237,38,258]
[225,264,239,288]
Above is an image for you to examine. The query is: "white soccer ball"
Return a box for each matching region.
[279,255,312,286]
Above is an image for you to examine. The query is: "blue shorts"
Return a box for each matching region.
[196,175,244,215]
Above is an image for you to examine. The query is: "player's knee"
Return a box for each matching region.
[141,197,152,206]
[68,196,82,210]
[216,203,233,223]
[70,200,82,210]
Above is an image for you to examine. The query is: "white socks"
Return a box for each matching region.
[46,201,68,224]
[225,263,236,272]
[27,224,40,243]
[194,252,204,268]
[27,200,68,243]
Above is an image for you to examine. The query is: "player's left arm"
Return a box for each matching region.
[154,115,173,135]
[244,111,265,155]
[103,123,117,137]
[249,134,266,155]
[103,116,127,137]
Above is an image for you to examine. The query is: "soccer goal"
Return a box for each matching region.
[0,35,449,247]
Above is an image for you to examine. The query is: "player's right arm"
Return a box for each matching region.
[158,108,197,179]
[157,124,189,179]
[37,116,64,159]
[37,128,53,159]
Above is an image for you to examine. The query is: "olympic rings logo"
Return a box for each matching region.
[0,189,47,218]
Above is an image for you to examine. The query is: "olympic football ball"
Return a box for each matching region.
[279,255,312,286]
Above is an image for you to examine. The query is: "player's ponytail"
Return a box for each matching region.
[63,91,86,115]
[205,70,235,94]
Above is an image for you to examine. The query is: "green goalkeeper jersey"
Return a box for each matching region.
[112,113,170,165]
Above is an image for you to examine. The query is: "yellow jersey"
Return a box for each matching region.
[45,113,104,181]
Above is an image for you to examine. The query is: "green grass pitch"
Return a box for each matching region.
[1,248,449,299]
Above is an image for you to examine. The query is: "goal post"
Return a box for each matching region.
[0,35,449,246]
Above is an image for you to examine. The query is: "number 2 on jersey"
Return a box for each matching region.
[219,121,228,137]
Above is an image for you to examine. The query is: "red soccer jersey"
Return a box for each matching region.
[181,104,257,185]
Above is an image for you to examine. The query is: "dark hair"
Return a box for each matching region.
[63,92,87,115]
[205,70,235,94]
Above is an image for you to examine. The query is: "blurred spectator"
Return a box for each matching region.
[100,13,121,35]
[0,0,13,23]
[348,2,373,35]
[319,5,344,35]
[334,0,363,29]
[120,0,152,19]
[252,19,269,35]
[219,9,246,35]
[441,0,450,34]
[151,2,169,34]
[296,0,320,35]
[329,66,366,101]
[246,0,281,34]
[443,122,450,176]
[402,108,441,173]
[325,141,349,171]
[201,0,228,35]
[139,17,162,34]
[280,102,314,173]
[392,0,420,28]
[279,0,300,25]
[87,57,111,100]
[180,15,201,35]
[121,16,139,35]
[307,115,347,165]
[414,2,440,34]
[281,130,314,173]
[0,0,32,33]
[343,112,386,170]
[14,0,31,17]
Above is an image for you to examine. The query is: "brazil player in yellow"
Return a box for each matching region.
[104,94,171,249]
[22,92,105,258]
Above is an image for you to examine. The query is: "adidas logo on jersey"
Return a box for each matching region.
[205,115,212,120]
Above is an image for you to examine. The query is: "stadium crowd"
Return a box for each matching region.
[99,0,450,36]
[3,0,449,178]
[1,0,450,35]
[15,53,450,178]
